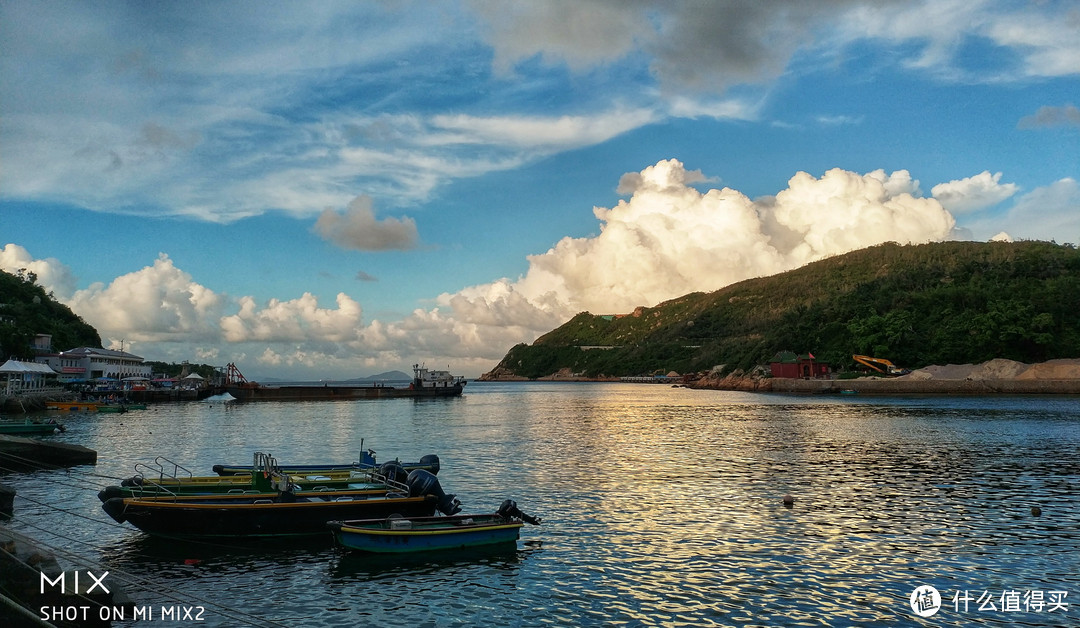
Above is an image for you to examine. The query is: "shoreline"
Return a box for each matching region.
[481,358,1080,395]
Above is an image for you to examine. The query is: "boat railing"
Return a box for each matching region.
[154,456,193,479]
[130,479,179,500]
[371,471,409,496]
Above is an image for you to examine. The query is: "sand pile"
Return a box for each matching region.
[1016,358,1080,379]
[906,358,1080,381]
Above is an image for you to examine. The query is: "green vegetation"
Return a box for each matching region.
[490,241,1080,379]
[0,268,101,359]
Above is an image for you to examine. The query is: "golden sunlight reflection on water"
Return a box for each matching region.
[5,383,1079,626]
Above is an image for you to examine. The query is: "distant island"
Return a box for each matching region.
[345,370,412,383]
[481,240,1080,384]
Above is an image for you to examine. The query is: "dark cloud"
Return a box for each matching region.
[1018,104,1080,129]
[312,196,419,251]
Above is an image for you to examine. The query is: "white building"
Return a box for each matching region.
[37,347,153,382]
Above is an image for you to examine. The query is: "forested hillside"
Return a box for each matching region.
[0,268,102,359]
[485,241,1080,379]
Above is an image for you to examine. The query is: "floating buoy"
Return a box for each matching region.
[1031,506,1042,517]
[782,494,795,507]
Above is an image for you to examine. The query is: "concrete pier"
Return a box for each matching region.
[0,435,97,471]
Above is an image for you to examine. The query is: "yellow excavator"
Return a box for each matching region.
[852,355,911,376]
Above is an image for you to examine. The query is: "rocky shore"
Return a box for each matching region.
[688,358,1080,394]
[481,358,1080,394]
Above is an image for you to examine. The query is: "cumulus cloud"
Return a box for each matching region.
[312,196,419,251]
[220,292,364,343]
[415,160,958,347]
[931,171,1019,214]
[65,253,227,345]
[1,160,974,377]
[0,244,79,299]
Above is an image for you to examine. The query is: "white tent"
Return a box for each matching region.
[183,373,205,380]
[0,359,57,374]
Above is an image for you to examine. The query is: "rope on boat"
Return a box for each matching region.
[2,521,294,628]
[8,491,137,530]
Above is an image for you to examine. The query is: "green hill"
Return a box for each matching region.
[0,268,102,359]
[485,240,1080,379]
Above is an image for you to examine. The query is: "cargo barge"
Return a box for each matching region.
[223,363,466,401]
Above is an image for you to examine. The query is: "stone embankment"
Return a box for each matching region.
[690,358,1080,394]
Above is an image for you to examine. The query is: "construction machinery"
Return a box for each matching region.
[852,355,910,376]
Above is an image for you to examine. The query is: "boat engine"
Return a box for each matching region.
[406,469,461,515]
[419,453,441,475]
[379,461,408,482]
[497,499,541,525]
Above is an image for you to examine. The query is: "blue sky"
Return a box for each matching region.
[2,1,1078,379]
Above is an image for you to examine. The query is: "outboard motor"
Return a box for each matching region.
[406,469,461,515]
[380,461,407,483]
[497,499,541,525]
[418,454,440,475]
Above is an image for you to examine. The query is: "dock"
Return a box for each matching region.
[0,435,97,471]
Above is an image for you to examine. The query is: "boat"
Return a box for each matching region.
[328,499,540,554]
[45,401,99,411]
[222,363,467,402]
[99,453,394,499]
[0,418,66,435]
[211,445,440,477]
[101,464,463,539]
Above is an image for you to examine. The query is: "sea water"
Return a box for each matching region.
[4,383,1079,626]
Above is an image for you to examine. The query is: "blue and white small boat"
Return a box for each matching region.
[328,499,540,553]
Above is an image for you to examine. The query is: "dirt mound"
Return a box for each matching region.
[906,363,979,380]
[906,358,1080,381]
[1016,358,1080,380]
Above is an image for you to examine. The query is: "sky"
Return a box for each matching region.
[1,1,1078,380]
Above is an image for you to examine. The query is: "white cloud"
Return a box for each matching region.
[0,244,79,299]
[996,179,1080,244]
[4,1,1074,226]
[65,254,227,345]
[0,160,984,378]
[220,292,364,343]
[394,160,958,356]
[313,196,419,251]
[931,171,1019,214]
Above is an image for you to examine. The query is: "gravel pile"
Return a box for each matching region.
[905,358,1080,380]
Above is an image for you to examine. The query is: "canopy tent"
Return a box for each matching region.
[183,373,205,380]
[0,359,58,374]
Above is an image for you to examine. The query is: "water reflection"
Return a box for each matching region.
[4,385,1078,626]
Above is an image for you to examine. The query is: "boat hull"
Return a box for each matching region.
[328,514,522,553]
[102,493,438,538]
[45,401,99,411]
[224,383,464,401]
[0,421,65,435]
[100,475,387,500]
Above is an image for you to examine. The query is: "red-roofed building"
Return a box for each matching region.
[769,351,829,379]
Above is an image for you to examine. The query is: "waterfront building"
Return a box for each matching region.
[36,347,153,383]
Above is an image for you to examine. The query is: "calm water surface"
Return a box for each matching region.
[5,383,1079,626]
